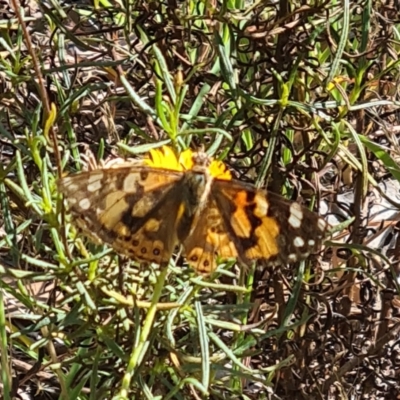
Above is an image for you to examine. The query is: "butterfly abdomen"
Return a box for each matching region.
[176,171,213,242]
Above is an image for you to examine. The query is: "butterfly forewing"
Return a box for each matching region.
[58,166,185,263]
[212,180,328,266]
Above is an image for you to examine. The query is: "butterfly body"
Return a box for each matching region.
[58,147,328,274]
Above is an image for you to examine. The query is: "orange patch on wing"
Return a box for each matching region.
[230,191,253,237]
[245,216,280,259]
[228,189,281,260]
[100,191,129,229]
[114,222,130,237]
[253,193,269,216]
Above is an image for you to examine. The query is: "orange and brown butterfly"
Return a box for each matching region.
[57,146,329,274]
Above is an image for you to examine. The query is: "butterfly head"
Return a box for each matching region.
[191,150,211,172]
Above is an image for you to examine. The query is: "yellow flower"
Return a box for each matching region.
[208,158,231,180]
[143,146,231,180]
[144,146,183,171]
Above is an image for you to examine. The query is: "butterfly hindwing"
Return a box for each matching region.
[212,180,328,266]
[181,198,238,274]
[58,166,184,263]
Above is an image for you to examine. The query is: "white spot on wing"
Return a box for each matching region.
[87,171,104,188]
[123,173,140,193]
[78,198,91,210]
[254,194,269,216]
[308,239,315,247]
[64,183,78,193]
[87,175,102,192]
[288,203,303,228]
[67,197,77,205]
[294,236,305,248]
[288,254,297,262]
[318,219,327,231]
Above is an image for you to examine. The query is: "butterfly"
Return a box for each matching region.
[58,146,329,274]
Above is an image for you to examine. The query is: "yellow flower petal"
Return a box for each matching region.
[144,146,182,171]
[143,146,231,180]
[209,159,231,180]
[178,149,195,170]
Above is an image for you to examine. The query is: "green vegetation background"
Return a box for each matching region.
[1,1,400,399]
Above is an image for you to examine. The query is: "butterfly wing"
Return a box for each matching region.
[212,179,328,266]
[58,166,185,264]
[181,198,238,274]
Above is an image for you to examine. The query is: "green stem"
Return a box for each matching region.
[113,265,169,399]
